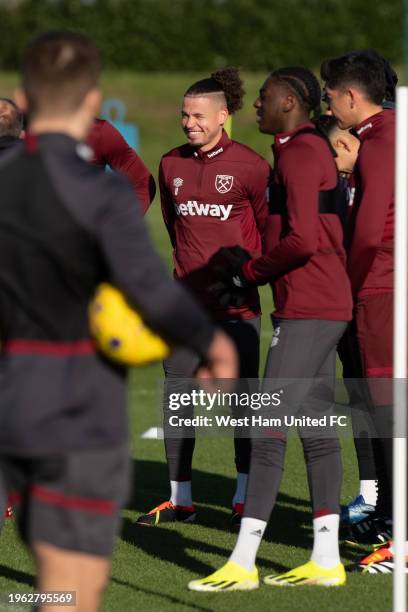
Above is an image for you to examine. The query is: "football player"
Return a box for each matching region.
[189,67,352,591]
[88,118,155,213]
[136,67,270,528]
[321,49,401,573]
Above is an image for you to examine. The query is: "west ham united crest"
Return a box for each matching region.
[215,175,234,194]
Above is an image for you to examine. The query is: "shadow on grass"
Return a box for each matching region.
[130,458,310,508]
[0,564,35,587]
[123,458,314,573]
[110,576,214,612]
[0,563,213,611]
[339,540,374,563]
[121,517,288,576]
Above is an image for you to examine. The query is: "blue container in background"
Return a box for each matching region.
[101,98,140,153]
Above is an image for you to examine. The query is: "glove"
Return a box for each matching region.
[209,246,252,308]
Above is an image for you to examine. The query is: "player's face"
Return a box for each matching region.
[0,99,21,137]
[181,95,228,151]
[254,78,286,135]
[324,87,356,129]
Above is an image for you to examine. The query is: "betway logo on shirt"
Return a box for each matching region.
[174,200,233,221]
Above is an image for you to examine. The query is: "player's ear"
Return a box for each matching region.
[219,107,229,127]
[348,88,357,110]
[282,93,296,113]
[14,88,28,113]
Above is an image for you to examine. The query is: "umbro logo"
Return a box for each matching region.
[173,177,183,195]
[251,529,263,537]
[318,526,330,533]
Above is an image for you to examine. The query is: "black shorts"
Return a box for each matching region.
[355,292,393,406]
[0,445,130,556]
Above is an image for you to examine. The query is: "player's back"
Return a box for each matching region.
[0,133,126,455]
[0,135,107,343]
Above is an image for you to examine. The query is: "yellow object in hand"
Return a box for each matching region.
[89,283,170,366]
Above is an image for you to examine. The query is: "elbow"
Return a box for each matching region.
[352,239,378,261]
[363,238,379,252]
[297,245,316,260]
[295,236,317,260]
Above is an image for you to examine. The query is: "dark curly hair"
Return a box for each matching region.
[355,50,397,102]
[269,67,322,120]
[314,114,340,137]
[184,67,245,114]
[320,49,395,105]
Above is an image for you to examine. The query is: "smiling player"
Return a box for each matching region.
[136,68,270,528]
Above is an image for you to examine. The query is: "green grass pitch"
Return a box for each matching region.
[0,72,393,611]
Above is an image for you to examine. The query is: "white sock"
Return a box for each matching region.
[232,472,248,506]
[229,517,266,571]
[170,480,192,507]
[311,514,340,569]
[359,479,378,506]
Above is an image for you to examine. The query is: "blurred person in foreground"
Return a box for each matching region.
[0,97,24,521]
[136,68,270,528]
[0,31,237,612]
[0,99,159,526]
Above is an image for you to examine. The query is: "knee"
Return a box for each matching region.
[302,437,341,462]
[251,437,287,470]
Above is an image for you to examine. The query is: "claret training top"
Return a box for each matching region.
[345,110,395,298]
[243,122,352,321]
[88,118,156,213]
[159,130,270,321]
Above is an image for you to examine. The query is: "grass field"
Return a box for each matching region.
[0,72,394,611]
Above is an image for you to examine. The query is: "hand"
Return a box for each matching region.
[209,246,252,308]
[196,329,238,382]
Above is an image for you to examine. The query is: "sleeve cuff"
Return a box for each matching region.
[242,259,259,284]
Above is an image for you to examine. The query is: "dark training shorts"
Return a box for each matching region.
[0,445,130,556]
[355,292,393,406]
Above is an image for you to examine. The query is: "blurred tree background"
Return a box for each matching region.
[0,0,402,71]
